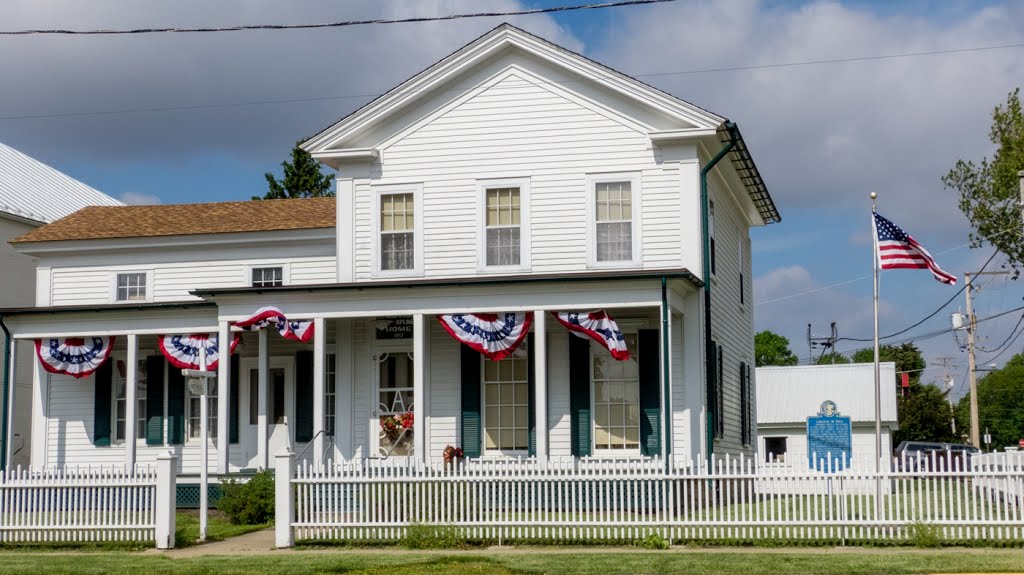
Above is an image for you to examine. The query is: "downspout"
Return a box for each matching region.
[661,276,671,474]
[0,314,10,472]
[700,121,739,466]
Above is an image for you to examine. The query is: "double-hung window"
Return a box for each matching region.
[116,272,147,302]
[590,174,640,266]
[112,356,147,442]
[325,354,337,437]
[483,344,529,454]
[485,187,521,267]
[592,333,640,451]
[379,191,416,272]
[252,266,283,287]
[187,376,217,440]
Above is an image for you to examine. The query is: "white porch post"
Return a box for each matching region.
[533,310,548,467]
[412,314,426,464]
[125,334,138,469]
[257,329,269,470]
[336,319,353,460]
[5,338,17,471]
[30,347,47,470]
[216,321,231,473]
[312,317,326,466]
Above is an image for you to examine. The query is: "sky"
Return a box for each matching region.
[2,0,1023,402]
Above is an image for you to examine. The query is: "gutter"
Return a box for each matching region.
[1,314,10,472]
[700,122,740,465]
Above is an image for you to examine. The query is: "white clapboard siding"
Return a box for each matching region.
[353,73,683,280]
[428,320,459,459]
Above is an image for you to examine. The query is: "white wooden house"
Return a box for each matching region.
[2,24,779,476]
[0,142,122,469]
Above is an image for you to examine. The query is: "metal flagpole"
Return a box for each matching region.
[871,192,882,518]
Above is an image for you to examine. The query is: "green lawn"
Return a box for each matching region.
[175,511,270,547]
[0,548,1022,575]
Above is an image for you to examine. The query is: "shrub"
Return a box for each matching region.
[401,523,464,549]
[218,470,275,525]
[635,533,670,550]
[907,521,942,548]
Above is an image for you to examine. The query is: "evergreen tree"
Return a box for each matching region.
[254,142,334,200]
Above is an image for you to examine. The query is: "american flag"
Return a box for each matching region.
[874,212,957,285]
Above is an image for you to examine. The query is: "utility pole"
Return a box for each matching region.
[933,356,956,435]
[965,272,980,447]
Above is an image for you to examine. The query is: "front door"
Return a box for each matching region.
[374,348,414,458]
[241,357,294,469]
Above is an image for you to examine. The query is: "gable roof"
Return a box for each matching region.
[0,142,122,224]
[11,196,335,243]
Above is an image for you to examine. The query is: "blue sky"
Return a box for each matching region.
[2,0,1023,400]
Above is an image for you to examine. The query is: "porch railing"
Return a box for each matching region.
[277,451,1024,546]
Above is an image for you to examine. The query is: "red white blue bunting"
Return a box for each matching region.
[553,310,630,361]
[35,336,116,379]
[437,313,533,361]
[157,333,241,371]
[233,306,315,343]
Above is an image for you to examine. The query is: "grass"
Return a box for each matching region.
[0,547,1023,574]
[174,510,270,548]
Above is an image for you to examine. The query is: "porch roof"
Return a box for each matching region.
[191,268,702,298]
[0,300,215,317]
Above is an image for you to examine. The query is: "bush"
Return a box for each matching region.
[218,470,275,525]
[401,523,465,549]
[635,533,670,550]
[907,521,942,548]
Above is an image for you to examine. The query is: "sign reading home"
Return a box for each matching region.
[806,400,852,472]
[376,317,413,340]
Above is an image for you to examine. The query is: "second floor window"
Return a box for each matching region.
[380,192,415,271]
[116,272,147,302]
[485,187,521,266]
[252,266,283,287]
[595,181,633,262]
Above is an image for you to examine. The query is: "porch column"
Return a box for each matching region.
[335,319,353,460]
[5,339,17,471]
[216,321,231,473]
[412,314,426,464]
[533,310,548,466]
[257,329,269,470]
[30,348,47,470]
[125,334,138,469]
[312,318,326,466]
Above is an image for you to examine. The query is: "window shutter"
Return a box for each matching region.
[568,334,591,457]
[460,344,482,458]
[706,339,717,442]
[295,350,314,443]
[93,359,113,447]
[145,355,164,445]
[745,363,754,446]
[166,362,185,445]
[527,333,536,457]
[716,344,725,438]
[229,354,240,444]
[638,329,661,457]
[740,361,749,445]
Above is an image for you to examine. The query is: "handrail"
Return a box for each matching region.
[379,427,411,459]
[294,429,331,461]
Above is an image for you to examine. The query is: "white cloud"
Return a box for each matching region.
[119,191,162,205]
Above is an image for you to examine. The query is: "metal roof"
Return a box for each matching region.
[0,142,122,224]
[756,363,899,425]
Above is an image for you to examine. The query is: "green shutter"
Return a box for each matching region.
[167,362,185,445]
[568,334,591,457]
[229,354,240,444]
[706,339,717,443]
[460,344,482,458]
[295,350,314,443]
[93,359,113,447]
[527,334,536,457]
[638,329,661,457]
[145,355,164,445]
[740,361,749,445]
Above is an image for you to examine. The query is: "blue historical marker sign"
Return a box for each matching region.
[806,400,852,472]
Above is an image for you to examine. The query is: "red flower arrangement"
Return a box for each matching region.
[380,412,414,440]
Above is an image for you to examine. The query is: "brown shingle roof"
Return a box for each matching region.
[11,196,336,243]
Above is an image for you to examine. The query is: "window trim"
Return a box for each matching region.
[371,183,424,278]
[589,319,647,456]
[249,264,289,288]
[477,177,531,273]
[111,270,153,304]
[586,172,642,268]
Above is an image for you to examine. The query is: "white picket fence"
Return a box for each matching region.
[279,451,1024,546]
[0,453,178,547]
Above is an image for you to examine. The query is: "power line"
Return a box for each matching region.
[0,0,676,35]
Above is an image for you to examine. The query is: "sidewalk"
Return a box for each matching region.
[150,528,281,557]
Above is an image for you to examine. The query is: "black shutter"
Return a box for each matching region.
[716,344,725,438]
[167,362,185,445]
[568,334,591,457]
[740,361,749,445]
[706,339,717,442]
[93,359,113,447]
[295,350,314,443]
[145,355,164,445]
[638,329,661,457]
[527,334,536,457]
[460,344,482,458]
[229,354,240,444]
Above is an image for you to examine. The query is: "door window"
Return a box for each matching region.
[378,352,414,457]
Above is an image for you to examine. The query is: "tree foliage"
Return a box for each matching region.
[955,353,1024,449]
[815,351,851,365]
[254,142,334,200]
[754,330,798,367]
[943,88,1024,272]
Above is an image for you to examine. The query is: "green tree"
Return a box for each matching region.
[851,343,926,381]
[943,88,1024,272]
[955,353,1024,449]
[254,142,334,200]
[754,330,798,367]
[815,351,851,365]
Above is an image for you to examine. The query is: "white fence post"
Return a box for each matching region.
[155,451,178,549]
[275,449,295,548]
